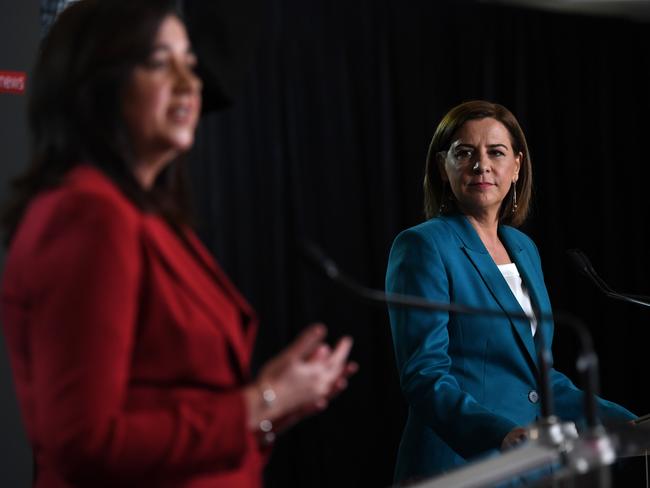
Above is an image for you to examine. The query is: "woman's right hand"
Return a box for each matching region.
[243,323,356,436]
[501,426,528,450]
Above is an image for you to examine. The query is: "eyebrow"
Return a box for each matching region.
[455,143,509,150]
[150,43,195,56]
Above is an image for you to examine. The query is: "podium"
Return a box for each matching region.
[409,443,560,488]
[409,416,650,488]
[614,413,650,458]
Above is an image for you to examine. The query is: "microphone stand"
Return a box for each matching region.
[567,249,650,308]
[560,248,650,485]
[301,240,613,487]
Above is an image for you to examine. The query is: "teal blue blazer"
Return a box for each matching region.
[386,214,635,483]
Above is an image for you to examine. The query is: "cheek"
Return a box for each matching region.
[136,89,168,126]
[446,166,469,189]
[442,162,459,183]
[505,166,519,183]
[123,79,168,128]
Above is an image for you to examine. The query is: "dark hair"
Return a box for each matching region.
[2,0,192,244]
[423,100,532,227]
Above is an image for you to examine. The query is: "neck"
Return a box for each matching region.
[466,214,497,238]
[131,149,179,189]
[466,213,502,248]
[465,213,512,264]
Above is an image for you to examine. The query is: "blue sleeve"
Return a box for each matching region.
[386,228,517,458]
[550,368,636,425]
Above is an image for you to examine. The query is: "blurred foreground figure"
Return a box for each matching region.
[386,100,635,485]
[1,1,355,486]
[40,0,262,111]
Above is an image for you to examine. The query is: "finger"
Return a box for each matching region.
[327,377,348,397]
[283,323,327,361]
[307,343,331,362]
[515,428,527,439]
[318,363,355,401]
[326,336,353,369]
[332,362,358,389]
[343,361,359,377]
[313,398,328,410]
[510,430,527,446]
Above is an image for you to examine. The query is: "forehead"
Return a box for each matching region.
[452,118,513,146]
[153,14,190,48]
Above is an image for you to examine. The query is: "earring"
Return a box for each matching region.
[512,182,518,214]
[439,184,452,213]
[439,186,447,213]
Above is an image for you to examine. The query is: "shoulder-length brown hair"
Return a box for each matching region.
[423,100,533,227]
[2,0,192,244]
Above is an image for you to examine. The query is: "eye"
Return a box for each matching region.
[489,149,505,157]
[143,56,170,70]
[454,149,473,161]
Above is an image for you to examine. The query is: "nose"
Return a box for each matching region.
[174,63,202,94]
[472,157,486,174]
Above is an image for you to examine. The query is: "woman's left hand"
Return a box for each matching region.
[271,345,359,433]
[501,426,528,450]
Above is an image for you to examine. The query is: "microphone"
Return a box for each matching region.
[301,239,556,418]
[301,239,614,486]
[302,239,553,322]
[567,249,650,308]
[302,240,612,430]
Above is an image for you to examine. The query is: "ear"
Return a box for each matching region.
[437,151,449,182]
[513,151,522,182]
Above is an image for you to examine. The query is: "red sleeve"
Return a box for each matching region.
[21,190,252,483]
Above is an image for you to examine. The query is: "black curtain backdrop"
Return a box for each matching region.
[187,1,650,486]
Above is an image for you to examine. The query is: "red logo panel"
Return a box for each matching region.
[0,71,27,94]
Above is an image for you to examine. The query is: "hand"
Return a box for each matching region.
[501,427,528,450]
[244,323,356,434]
[271,359,359,434]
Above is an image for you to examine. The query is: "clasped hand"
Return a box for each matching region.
[244,323,357,437]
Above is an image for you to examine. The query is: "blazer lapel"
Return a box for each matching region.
[504,233,554,354]
[443,215,538,370]
[182,229,259,353]
[141,216,254,377]
[66,167,257,377]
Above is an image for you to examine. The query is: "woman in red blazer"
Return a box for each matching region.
[1,1,355,487]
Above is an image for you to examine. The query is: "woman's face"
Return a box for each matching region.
[439,117,521,220]
[121,14,202,178]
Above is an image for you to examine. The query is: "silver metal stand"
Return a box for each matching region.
[412,442,561,488]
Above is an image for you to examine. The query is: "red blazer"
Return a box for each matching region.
[1,165,266,487]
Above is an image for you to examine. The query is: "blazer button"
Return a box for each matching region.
[528,390,539,404]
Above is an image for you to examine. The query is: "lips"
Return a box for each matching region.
[468,182,495,189]
[168,101,197,124]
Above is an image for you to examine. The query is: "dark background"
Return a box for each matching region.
[3,0,650,486]
[188,1,650,486]
[0,0,40,485]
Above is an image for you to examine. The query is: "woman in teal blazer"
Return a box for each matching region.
[386,101,635,484]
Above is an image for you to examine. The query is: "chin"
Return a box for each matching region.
[168,131,196,152]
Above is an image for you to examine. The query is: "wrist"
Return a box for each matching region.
[244,382,278,445]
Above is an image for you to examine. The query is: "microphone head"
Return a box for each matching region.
[566,249,618,297]
[566,249,592,278]
[299,240,341,280]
